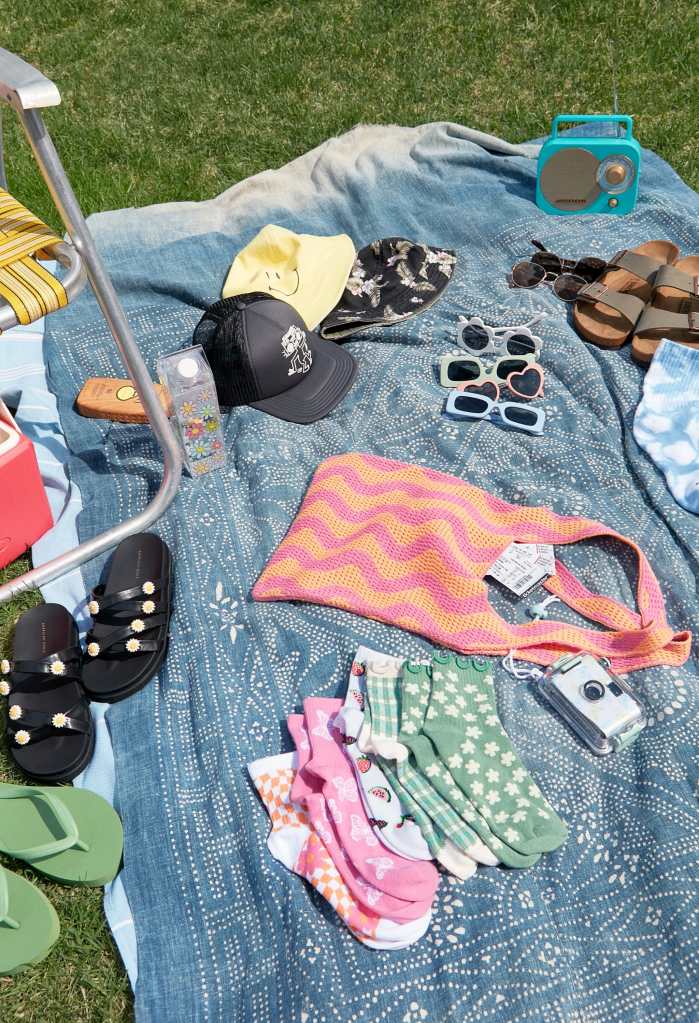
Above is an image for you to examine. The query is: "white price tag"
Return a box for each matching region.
[486,543,555,596]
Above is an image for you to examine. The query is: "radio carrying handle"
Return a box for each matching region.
[550,114,633,138]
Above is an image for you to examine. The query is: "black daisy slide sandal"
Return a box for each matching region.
[1,604,93,782]
[81,533,172,703]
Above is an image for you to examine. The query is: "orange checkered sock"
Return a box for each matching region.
[248,753,432,949]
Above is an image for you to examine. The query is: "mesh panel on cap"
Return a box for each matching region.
[193,293,271,407]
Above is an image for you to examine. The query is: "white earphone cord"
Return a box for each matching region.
[500,594,561,680]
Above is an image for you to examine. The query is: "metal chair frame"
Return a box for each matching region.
[0,48,182,605]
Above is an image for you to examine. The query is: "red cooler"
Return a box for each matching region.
[0,399,53,569]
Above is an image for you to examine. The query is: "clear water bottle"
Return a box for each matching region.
[157,345,225,477]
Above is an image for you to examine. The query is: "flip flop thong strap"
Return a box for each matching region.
[636,305,699,337]
[0,786,89,861]
[608,248,667,283]
[576,283,645,326]
[0,867,20,929]
[653,265,699,296]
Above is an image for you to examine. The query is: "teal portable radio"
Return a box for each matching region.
[536,114,641,216]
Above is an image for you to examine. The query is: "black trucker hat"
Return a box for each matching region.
[193,293,357,424]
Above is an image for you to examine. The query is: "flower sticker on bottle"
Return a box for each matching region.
[157,345,227,479]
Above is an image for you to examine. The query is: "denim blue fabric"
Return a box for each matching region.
[41,123,699,1023]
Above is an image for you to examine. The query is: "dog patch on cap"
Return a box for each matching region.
[281,325,313,376]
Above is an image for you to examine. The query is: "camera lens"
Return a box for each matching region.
[583,680,605,702]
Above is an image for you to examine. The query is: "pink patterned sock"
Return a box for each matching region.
[288,715,430,923]
[248,752,430,949]
[303,697,440,903]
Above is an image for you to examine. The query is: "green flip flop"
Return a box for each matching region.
[0,783,123,887]
[0,865,60,975]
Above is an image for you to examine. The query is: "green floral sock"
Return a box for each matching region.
[399,662,539,869]
[423,654,568,855]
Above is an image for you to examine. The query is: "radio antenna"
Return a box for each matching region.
[609,38,620,132]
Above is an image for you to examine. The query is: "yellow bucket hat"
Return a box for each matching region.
[222,224,355,330]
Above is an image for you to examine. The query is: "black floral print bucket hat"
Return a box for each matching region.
[318,237,456,340]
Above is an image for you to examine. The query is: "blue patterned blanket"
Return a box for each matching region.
[43,124,699,1022]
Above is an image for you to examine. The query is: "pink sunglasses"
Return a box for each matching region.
[457,362,544,402]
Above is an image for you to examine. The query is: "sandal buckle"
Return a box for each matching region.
[693,276,699,298]
[688,309,699,333]
[578,281,608,302]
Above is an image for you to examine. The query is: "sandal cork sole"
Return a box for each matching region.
[631,256,699,366]
[573,240,678,349]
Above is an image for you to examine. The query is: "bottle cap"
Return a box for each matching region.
[177,357,199,380]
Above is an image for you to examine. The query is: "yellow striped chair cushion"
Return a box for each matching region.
[0,188,68,326]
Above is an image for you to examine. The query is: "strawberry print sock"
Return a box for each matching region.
[248,752,431,949]
[303,697,440,903]
[287,714,431,923]
[423,655,568,856]
[334,647,433,862]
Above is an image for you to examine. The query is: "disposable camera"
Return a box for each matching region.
[538,652,646,755]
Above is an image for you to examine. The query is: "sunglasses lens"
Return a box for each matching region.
[448,360,480,382]
[506,333,537,357]
[503,406,538,427]
[461,381,499,401]
[511,261,546,289]
[508,366,541,398]
[574,257,606,281]
[460,325,489,351]
[531,252,562,275]
[454,394,489,415]
[495,358,529,381]
[554,274,586,302]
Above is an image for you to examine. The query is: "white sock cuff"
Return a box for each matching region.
[248,751,296,784]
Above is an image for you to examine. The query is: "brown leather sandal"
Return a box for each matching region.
[631,258,699,365]
[572,241,679,349]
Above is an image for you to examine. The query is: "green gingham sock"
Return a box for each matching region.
[397,662,542,869]
[361,659,406,762]
[356,653,405,756]
[423,655,568,855]
[364,662,486,869]
[360,660,478,880]
[380,764,477,880]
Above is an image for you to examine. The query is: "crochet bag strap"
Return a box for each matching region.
[515,522,690,671]
[537,520,672,641]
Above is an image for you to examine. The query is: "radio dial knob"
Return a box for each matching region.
[605,163,626,185]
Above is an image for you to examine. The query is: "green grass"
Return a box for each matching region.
[1,1,697,1019]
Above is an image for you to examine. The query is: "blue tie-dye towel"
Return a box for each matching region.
[42,123,699,1022]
